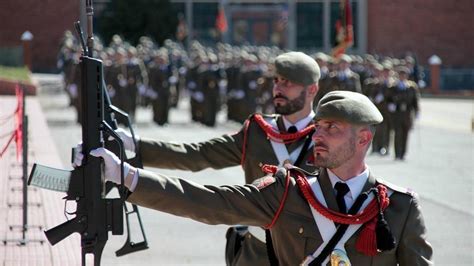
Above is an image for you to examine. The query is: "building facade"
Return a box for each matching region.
[0,0,473,75]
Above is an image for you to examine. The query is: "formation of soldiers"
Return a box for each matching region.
[57,31,420,159]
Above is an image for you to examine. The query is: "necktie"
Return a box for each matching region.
[287,125,297,133]
[334,182,350,213]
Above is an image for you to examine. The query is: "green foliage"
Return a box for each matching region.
[0,66,30,83]
[98,0,178,46]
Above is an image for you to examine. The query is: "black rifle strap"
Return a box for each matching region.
[265,129,315,266]
[309,192,369,266]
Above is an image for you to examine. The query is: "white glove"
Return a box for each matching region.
[108,128,138,152]
[89,147,137,191]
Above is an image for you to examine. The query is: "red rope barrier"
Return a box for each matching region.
[0,83,24,160]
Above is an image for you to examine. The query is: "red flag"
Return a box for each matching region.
[332,0,354,58]
[215,6,228,33]
[14,84,23,162]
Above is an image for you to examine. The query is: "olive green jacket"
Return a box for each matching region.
[128,168,433,265]
[138,114,316,184]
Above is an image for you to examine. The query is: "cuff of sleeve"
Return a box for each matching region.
[125,166,139,192]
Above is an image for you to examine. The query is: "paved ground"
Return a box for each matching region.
[2,73,473,265]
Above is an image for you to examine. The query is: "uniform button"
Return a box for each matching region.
[258,162,263,167]
[299,227,304,234]
[247,234,252,239]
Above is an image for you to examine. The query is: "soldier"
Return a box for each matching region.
[256,58,275,114]
[386,66,420,160]
[85,91,433,265]
[365,63,395,155]
[198,52,224,127]
[313,52,331,105]
[225,53,244,122]
[315,54,362,105]
[238,54,262,123]
[124,46,145,121]
[105,47,130,117]
[147,50,173,125]
[76,51,321,265]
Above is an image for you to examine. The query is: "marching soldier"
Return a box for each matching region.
[85,91,433,265]
[256,59,275,114]
[148,50,173,125]
[313,52,331,105]
[226,54,244,122]
[105,48,130,117]
[315,54,362,105]
[124,47,145,121]
[238,54,262,123]
[386,66,420,160]
[199,53,223,127]
[365,63,395,155]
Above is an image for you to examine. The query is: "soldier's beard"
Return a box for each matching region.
[274,89,306,115]
[313,133,356,169]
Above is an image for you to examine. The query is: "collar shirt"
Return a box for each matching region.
[282,111,315,132]
[327,167,369,210]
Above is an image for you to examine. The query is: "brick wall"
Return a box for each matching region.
[0,0,80,72]
[367,0,474,67]
[1,0,473,70]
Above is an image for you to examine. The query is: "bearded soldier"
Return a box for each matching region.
[83,91,432,266]
[75,52,321,265]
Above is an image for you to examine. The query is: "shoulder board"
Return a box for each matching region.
[407,80,419,88]
[377,178,416,197]
[252,174,277,190]
[285,164,319,177]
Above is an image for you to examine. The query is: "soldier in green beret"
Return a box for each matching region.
[74,51,322,265]
[86,90,433,265]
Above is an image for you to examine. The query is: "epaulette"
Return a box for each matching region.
[252,175,276,190]
[252,167,286,190]
[377,178,416,197]
[285,164,319,177]
[407,80,419,88]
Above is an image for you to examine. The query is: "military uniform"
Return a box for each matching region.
[365,77,393,155]
[386,79,420,160]
[137,51,321,265]
[127,167,433,265]
[199,63,222,127]
[148,58,172,125]
[315,70,362,107]
[138,113,316,184]
[238,61,262,123]
[226,63,244,122]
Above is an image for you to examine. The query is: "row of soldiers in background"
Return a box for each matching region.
[57,33,280,127]
[57,32,420,159]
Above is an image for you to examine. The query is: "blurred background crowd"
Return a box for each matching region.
[58,31,421,159]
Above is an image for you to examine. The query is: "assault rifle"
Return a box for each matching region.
[28,0,146,264]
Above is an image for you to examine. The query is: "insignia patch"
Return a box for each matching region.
[252,175,276,190]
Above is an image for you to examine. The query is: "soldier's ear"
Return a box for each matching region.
[357,127,373,147]
[307,84,318,96]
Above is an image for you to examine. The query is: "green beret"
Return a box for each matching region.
[315,91,383,125]
[275,52,320,86]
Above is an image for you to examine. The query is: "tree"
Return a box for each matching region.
[98,0,178,46]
